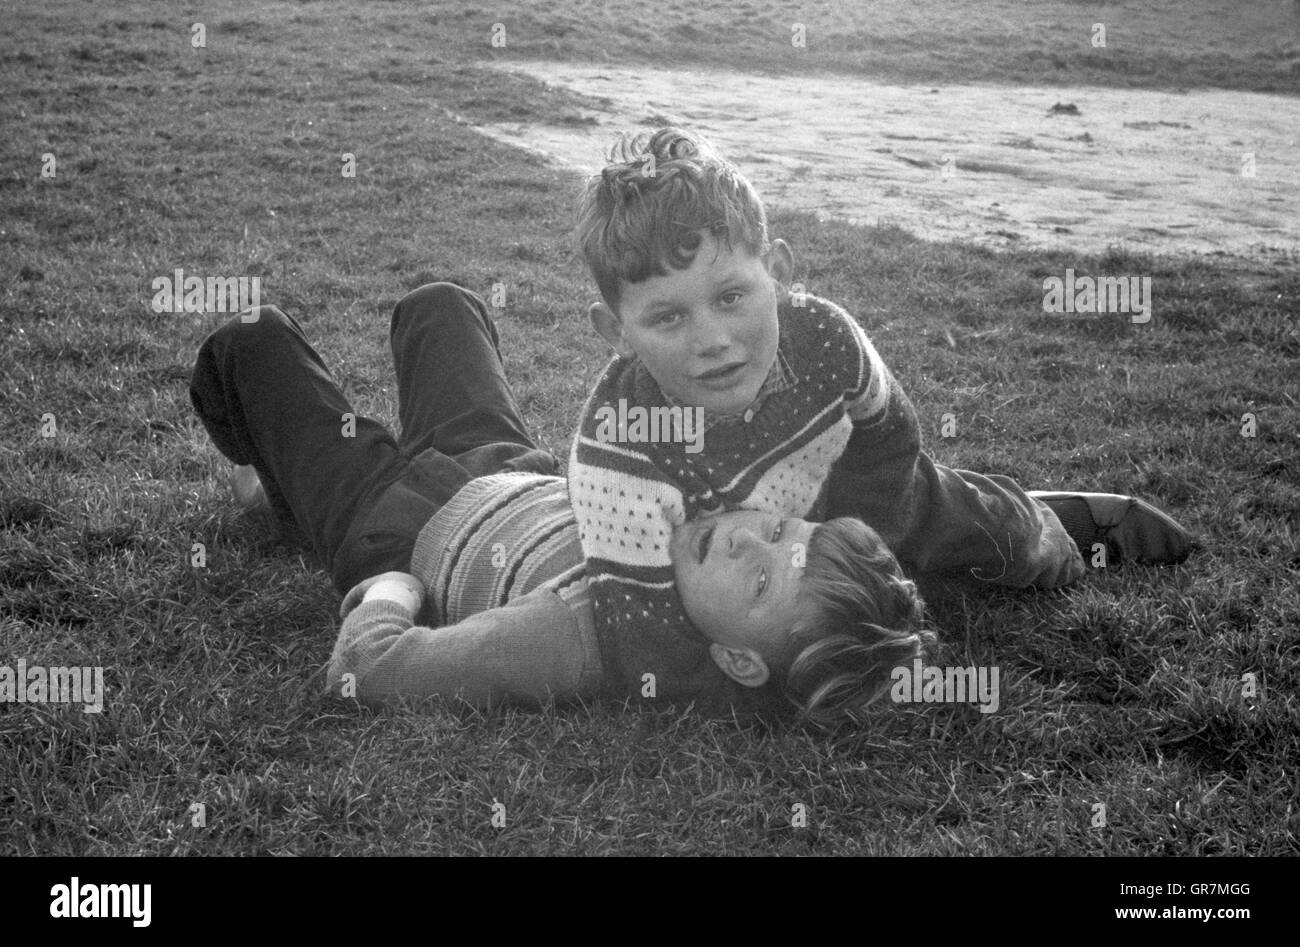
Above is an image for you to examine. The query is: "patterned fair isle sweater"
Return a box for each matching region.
[568,292,907,708]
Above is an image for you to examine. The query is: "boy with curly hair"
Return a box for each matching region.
[569,128,1194,711]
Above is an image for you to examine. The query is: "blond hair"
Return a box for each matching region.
[778,517,935,728]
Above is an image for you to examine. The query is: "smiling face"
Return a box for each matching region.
[670,509,818,675]
[590,230,793,417]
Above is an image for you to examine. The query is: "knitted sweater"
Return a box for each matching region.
[418,472,587,622]
[327,473,602,707]
[568,292,907,706]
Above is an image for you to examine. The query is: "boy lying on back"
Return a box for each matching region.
[192,282,930,726]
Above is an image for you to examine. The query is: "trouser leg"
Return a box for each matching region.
[190,306,409,588]
[826,446,1084,589]
[388,282,559,478]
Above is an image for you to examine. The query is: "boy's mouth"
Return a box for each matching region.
[695,361,747,389]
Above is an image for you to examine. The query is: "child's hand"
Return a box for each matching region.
[339,571,425,617]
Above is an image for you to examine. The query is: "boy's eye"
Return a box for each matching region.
[721,291,743,305]
[655,311,683,326]
[757,567,768,598]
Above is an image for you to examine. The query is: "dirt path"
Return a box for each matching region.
[474,61,1300,269]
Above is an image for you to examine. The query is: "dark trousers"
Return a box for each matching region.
[189,282,559,593]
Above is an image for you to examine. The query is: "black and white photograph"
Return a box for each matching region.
[1,0,1295,912]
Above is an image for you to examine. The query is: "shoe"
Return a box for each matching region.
[1029,491,1198,566]
[230,464,270,515]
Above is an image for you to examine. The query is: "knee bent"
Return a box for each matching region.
[210,304,292,350]
[393,281,486,326]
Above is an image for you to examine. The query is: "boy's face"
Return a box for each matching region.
[590,231,794,417]
[670,509,818,687]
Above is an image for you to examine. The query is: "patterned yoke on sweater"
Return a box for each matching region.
[568,293,899,708]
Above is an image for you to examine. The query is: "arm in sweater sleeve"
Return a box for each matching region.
[325,586,604,708]
[822,302,1082,587]
[819,302,927,550]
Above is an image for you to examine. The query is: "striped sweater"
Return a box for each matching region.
[568,292,907,706]
[327,472,606,709]
[414,472,587,622]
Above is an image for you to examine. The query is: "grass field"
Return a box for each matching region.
[2,0,1298,855]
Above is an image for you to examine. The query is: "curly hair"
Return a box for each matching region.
[776,517,936,728]
[574,127,770,311]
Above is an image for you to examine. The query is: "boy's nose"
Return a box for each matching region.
[692,313,731,354]
[728,528,760,557]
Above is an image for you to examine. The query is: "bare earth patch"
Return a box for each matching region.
[474,61,1300,268]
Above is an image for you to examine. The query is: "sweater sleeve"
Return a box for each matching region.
[325,586,604,708]
[828,299,908,429]
[811,301,925,547]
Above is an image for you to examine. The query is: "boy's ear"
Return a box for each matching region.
[709,643,771,688]
[588,302,635,358]
[764,238,794,287]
